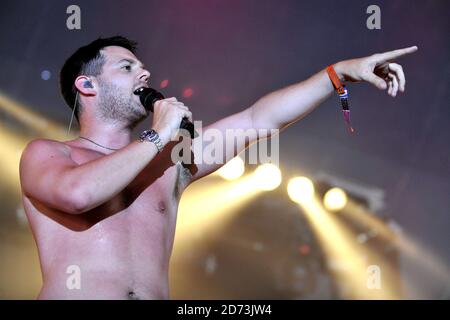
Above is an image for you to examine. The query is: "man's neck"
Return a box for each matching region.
[79,121,133,152]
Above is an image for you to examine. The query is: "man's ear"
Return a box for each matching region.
[74,75,97,96]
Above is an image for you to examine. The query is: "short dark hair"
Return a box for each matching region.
[59,36,138,122]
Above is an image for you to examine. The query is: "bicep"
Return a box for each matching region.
[19,140,81,213]
[190,108,256,181]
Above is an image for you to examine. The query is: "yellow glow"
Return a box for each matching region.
[171,174,263,292]
[216,156,245,181]
[299,198,400,299]
[253,163,282,191]
[0,91,77,191]
[323,187,348,211]
[344,201,450,289]
[287,177,314,204]
[0,125,28,188]
[0,91,75,140]
[176,174,260,238]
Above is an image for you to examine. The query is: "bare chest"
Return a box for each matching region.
[58,144,193,229]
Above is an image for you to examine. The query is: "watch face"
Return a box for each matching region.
[141,130,157,142]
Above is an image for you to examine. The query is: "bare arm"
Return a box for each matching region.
[189,46,418,181]
[251,68,334,131]
[20,139,160,214]
[252,46,418,130]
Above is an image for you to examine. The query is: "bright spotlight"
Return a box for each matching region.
[253,163,282,191]
[287,177,314,204]
[216,156,245,180]
[323,187,348,211]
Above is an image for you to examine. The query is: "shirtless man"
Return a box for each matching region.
[19,36,417,299]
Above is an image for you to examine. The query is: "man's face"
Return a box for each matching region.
[95,46,151,125]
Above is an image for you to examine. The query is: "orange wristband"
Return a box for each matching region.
[326,65,346,94]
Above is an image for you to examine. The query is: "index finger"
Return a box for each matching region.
[375,46,418,62]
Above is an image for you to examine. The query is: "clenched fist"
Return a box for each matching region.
[151,97,193,145]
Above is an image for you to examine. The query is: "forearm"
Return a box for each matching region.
[65,140,159,213]
[251,63,344,130]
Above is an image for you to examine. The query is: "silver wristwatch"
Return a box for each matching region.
[139,129,164,153]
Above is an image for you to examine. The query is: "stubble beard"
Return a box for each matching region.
[97,81,147,128]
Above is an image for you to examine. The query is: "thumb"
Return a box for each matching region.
[364,73,387,90]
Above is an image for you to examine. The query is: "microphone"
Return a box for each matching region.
[134,87,198,138]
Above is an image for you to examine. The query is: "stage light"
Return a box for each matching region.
[287,177,314,204]
[182,88,193,98]
[175,173,260,244]
[323,187,348,211]
[216,156,245,181]
[298,198,400,299]
[253,163,282,191]
[160,79,169,88]
[40,70,51,80]
[344,201,450,287]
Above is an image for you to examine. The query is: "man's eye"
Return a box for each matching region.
[122,65,131,71]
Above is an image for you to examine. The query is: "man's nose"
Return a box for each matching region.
[139,69,151,83]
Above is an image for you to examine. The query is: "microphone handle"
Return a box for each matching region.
[180,118,196,138]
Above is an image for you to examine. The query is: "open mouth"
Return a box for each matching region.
[133,86,148,95]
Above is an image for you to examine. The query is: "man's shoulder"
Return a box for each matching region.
[22,138,72,159]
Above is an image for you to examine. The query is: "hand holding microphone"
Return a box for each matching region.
[134,87,198,141]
